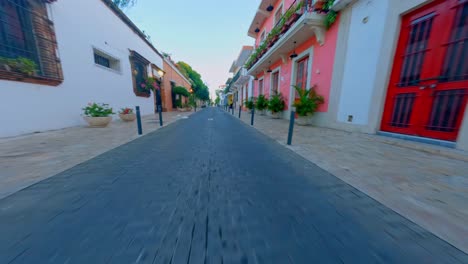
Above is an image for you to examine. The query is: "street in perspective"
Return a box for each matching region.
[1,0,467,263]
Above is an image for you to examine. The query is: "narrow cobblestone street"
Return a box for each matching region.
[0,108,466,263]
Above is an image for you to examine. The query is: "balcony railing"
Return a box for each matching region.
[245,0,328,70]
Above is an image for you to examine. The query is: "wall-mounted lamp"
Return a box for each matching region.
[290,41,298,59]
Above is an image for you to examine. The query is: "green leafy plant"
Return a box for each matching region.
[172,86,190,97]
[83,103,114,117]
[0,57,37,76]
[325,10,338,29]
[293,85,325,116]
[256,94,269,111]
[324,0,338,29]
[176,100,183,108]
[244,98,256,110]
[268,93,286,113]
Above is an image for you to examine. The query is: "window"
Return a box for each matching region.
[295,57,309,89]
[258,78,264,95]
[129,50,150,97]
[271,71,279,94]
[93,48,121,72]
[0,0,63,84]
[274,5,283,25]
[260,30,266,43]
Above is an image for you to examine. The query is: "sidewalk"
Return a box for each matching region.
[234,109,468,253]
[0,111,192,200]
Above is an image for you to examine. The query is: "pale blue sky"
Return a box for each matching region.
[125,0,260,98]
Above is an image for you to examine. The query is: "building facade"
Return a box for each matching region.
[246,0,339,120]
[243,0,467,151]
[0,0,164,138]
[226,46,254,110]
[162,57,192,112]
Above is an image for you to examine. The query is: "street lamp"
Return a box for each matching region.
[152,65,165,126]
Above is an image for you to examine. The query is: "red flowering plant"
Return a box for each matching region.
[119,107,134,115]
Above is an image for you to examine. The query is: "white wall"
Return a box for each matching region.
[0,0,163,137]
[336,0,389,126]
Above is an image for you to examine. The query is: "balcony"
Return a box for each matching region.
[246,0,327,75]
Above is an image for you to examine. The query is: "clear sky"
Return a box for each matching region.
[125,0,260,99]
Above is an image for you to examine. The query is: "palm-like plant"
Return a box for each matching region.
[256,95,269,111]
[293,85,324,116]
[244,98,256,110]
[268,93,286,113]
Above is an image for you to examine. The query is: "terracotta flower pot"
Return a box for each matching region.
[83,116,112,128]
[270,112,281,119]
[119,113,136,122]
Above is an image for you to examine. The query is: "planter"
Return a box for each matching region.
[119,113,136,122]
[312,0,327,12]
[83,116,112,128]
[177,107,185,112]
[295,115,312,126]
[270,112,281,119]
[259,110,266,116]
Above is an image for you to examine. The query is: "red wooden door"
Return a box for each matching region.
[381,0,468,141]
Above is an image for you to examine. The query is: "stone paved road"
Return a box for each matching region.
[0,108,467,264]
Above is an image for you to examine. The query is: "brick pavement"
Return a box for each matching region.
[235,108,468,254]
[0,108,466,263]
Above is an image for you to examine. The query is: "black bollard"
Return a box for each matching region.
[287,110,295,145]
[238,105,242,119]
[232,105,234,115]
[158,105,163,127]
[251,107,255,126]
[136,106,142,135]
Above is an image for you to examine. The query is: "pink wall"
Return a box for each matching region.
[252,17,340,112]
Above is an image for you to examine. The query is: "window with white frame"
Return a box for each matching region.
[93,48,121,72]
[260,30,266,43]
[271,71,280,94]
[274,4,283,25]
[258,78,264,95]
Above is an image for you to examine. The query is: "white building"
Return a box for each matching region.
[227,46,254,108]
[327,0,468,151]
[0,0,164,138]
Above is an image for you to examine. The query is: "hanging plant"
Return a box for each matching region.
[324,0,338,29]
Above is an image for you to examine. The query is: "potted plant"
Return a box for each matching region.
[256,94,269,115]
[293,85,324,126]
[268,93,285,119]
[267,27,281,48]
[119,107,136,122]
[244,98,256,113]
[82,103,114,127]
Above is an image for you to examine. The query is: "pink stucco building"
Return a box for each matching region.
[245,0,339,118]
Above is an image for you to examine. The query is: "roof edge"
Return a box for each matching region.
[100,0,163,60]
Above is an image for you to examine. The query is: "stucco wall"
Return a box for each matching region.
[0,0,163,138]
[252,20,339,118]
[162,60,191,111]
[336,0,389,126]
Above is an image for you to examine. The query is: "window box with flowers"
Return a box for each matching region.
[82,103,115,127]
[0,0,63,86]
[119,107,136,122]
